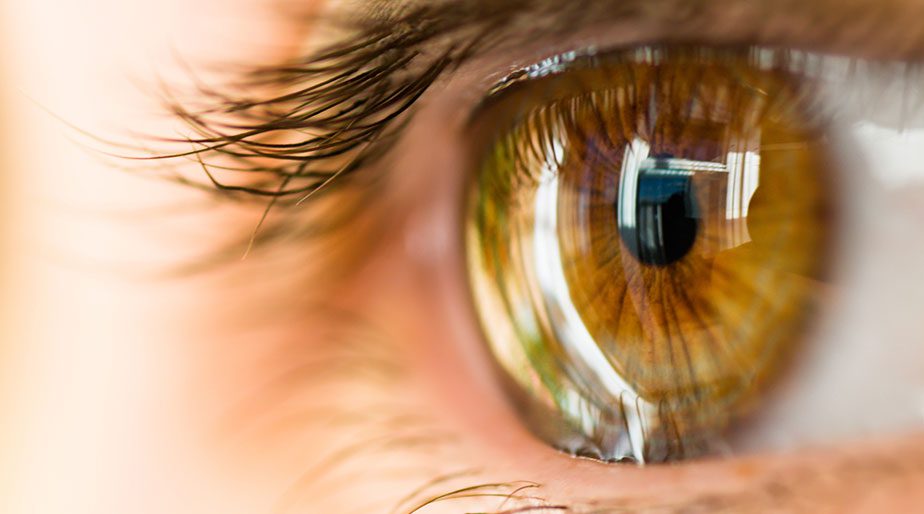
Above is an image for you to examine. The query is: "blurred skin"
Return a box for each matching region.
[1,1,923,514]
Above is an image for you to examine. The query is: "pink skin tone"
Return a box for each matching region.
[1,0,921,513]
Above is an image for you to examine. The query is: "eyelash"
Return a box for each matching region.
[137,5,909,256]
[143,4,520,206]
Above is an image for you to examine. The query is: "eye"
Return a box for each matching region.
[462,45,891,464]
[92,1,924,505]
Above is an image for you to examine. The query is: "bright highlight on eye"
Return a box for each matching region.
[466,46,835,464]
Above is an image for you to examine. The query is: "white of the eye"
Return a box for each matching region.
[731,61,924,452]
[919,392,924,423]
[852,123,924,188]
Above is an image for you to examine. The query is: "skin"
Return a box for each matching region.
[1,0,923,513]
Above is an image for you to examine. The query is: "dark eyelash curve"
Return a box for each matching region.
[142,3,534,207]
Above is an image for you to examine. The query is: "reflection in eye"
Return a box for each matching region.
[466,47,835,463]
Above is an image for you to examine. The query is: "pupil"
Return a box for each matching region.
[617,160,699,267]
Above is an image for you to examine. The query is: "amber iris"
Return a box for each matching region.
[466,47,833,463]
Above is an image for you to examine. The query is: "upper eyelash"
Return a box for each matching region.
[144,3,523,207]
[136,0,924,211]
[85,3,552,263]
[159,36,451,204]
